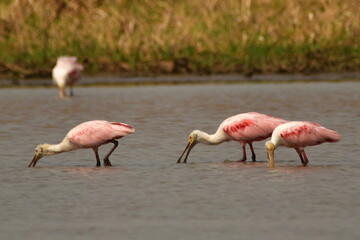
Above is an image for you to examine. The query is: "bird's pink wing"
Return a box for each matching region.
[66,121,134,148]
[222,114,286,142]
[57,57,80,66]
[57,57,83,72]
[280,122,340,147]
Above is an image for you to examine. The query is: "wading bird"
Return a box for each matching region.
[177,112,287,163]
[52,56,83,97]
[29,120,135,167]
[265,121,340,168]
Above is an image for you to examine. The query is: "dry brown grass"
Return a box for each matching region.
[0,0,359,77]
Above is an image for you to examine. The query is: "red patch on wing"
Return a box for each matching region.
[68,69,78,77]
[224,119,253,134]
[68,127,92,142]
[280,125,309,139]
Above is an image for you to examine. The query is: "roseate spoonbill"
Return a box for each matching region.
[265,121,340,168]
[177,112,287,163]
[29,120,135,167]
[52,56,83,97]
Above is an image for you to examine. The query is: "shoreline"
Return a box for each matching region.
[1,72,360,88]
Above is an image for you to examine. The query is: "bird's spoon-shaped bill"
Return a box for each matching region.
[29,154,39,167]
[177,141,195,163]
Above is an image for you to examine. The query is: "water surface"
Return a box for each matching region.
[0,82,359,239]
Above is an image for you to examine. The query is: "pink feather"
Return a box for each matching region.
[279,121,340,148]
[222,112,287,142]
[67,120,135,148]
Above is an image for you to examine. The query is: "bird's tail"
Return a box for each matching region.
[111,122,135,134]
[320,127,341,142]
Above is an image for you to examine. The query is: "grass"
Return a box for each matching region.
[0,0,359,78]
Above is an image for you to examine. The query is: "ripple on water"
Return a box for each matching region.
[0,82,360,240]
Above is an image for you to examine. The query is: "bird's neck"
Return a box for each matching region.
[197,130,228,145]
[44,140,77,156]
[273,141,280,149]
[270,135,282,149]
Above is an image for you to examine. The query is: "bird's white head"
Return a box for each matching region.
[28,144,52,167]
[176,130,201,163]
[265,141,275,168]
[189,130,201,142]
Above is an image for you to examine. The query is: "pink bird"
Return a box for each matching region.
[52,56,83,97]
[177,112,287,163]
[29,120,135,167]
[265,121,340,168]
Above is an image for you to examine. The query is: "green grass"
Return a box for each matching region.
[0,0,359,78]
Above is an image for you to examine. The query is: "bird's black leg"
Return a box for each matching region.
[249,142,256,162]
[103,140,118,167]
[301,150,309,166]
[69,86,74,97]
[93,147,101,167]
[237,143,247,162]
[295,148,305,165]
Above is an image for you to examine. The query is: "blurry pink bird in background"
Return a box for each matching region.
[265,121,340,168]
[29,120,135,167]
[52,56,83,97]
[177,112,287,163]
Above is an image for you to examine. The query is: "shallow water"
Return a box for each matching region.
[0,82,359,239]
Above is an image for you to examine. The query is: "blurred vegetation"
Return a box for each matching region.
[0,0,359,78]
